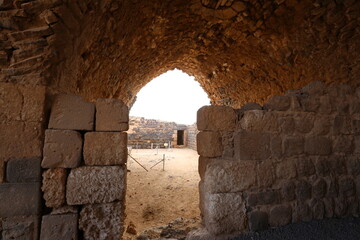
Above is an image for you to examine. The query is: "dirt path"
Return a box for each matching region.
[124,148,201,239]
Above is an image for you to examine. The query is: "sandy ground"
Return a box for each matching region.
[124,148,201,239]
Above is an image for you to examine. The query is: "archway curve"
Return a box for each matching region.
[38,0,359,109]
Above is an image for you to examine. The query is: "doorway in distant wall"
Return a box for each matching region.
[177,130,185,146]
[124,69,210,240]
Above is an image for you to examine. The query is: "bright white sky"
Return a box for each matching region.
[130,69,210,125]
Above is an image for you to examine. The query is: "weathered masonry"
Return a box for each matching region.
[0,0,360,239]
[128,116,190,149]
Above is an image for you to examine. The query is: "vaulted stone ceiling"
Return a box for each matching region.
[1,0,359,107]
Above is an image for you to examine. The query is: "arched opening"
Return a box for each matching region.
[125,69,210,239]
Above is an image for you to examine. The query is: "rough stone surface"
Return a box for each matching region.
[84,132,127,166]
[197,131,223,157]
[248,211,269,232]
[283,136,304,156]
[95,98,129,131]
[197,106,236,131]
[1,215,39,240]
[0,183,40,217]
[203,193,246,235]
[204,160,256,193]
[40,214,78,240]
[234,131,270,160]
[48,94,95,131]
[6,158,41,183]
[264,96,291,111]
[66,166,126,205]
[42,168,67,208]
[269,205,292,227]
[305,137,332,155]
[79,202,125,240]
[42,129,82,168]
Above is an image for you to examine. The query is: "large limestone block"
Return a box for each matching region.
[234,131,270,160]
[197,106,236,131]
[79,202,125,240]
[42,129,82,168]
[40,214,78,240]
[95,98,129,131]
[6,158,41,183]
[0,83,45,122]
[1,215,39,240]
[197,131,223,157]
[66,166,126,205]
[264,95,291,111]
[0,121,43,161]
[204,160,256,193]
[84,132,127,166]
[42,168,67,208]
[305,136,332,155]
[48,94,95,131]
[203,192,247,235]
[0,183,41,217]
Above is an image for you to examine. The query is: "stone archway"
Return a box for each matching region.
[1,0,360,239]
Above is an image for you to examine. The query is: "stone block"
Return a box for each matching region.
[295,157,315,177]
[204,160,256,193]
[292,201,312,223]
[283,136,304,156]
[355,136,360,154]
[347,156,360,175]
[333,116,352,135]
[0,183,40,217]
[305,137,332,155]
[333,136,354,153]
[309,199,325,219]
[299,96,320,112]
[197,106,236,131]
[1,215,39,240]
[239,110,279,133]
[334,196,347,217]
[239,102,262,111]
[257,160,275,188]
[323,198,334,218]
[312,178,327,199]
[95,98,129,131]
[269,205,292,227]
[313,117,331,135]
[203,192,247,235]
[0,121,43,161]
[0,83,45,122]
[42,168,67,208]
[66,166,126,205]
[247,190,280,207]
[314,157,330,177]
[281,180,295,201]
[338,176,355,197]
[197,131,222,157]
[295,180,312,201]
[51,206,78,215]
[40,214,78,240]
[42,129,82,168]
[6,158,41,183]
[198,157,215,180]
[48,94,95,131]
[79,202,125,240]
[264,95,291,111]
[248,211,269,232]
[295,114,314,134]
[276,159,296,179]
[234,131,270,161]
[84,132,127,166]
[325,177,338,198]
[278,117,295,135]
[270,135,282,159]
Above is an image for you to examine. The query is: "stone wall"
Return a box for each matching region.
[0,82,46,239]
[40,95,128,239]
[187,123,199,151]
[128,116,188,149]
[196,81,360,237]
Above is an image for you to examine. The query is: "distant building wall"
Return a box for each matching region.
[128,117,189,149]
